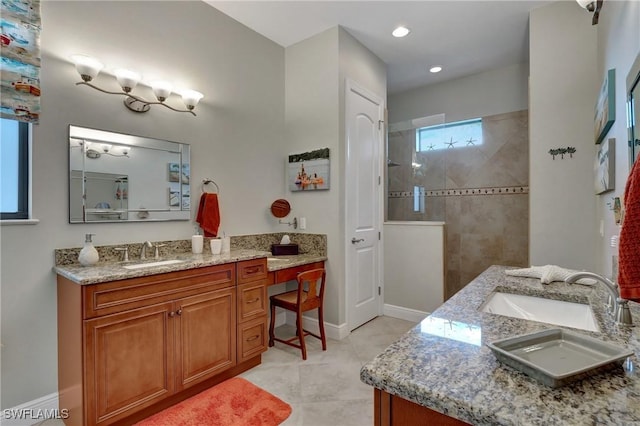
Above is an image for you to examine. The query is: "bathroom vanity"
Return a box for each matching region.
[56,253,269,426]
[361,265,640,425]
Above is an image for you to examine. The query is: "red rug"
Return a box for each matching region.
[135,377,292,426]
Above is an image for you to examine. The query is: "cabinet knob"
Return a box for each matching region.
[176,309,182,316]
[168,311,175,318]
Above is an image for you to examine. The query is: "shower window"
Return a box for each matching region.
[416,118,483,152]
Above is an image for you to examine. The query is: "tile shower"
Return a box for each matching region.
[387,110,529,299]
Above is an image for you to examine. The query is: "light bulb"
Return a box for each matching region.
[181,90,204,110]
[576,0,595,10]
[114,69,141,93]
[71,54,104,82]
[392,26,410,38]
[150,81,173,102]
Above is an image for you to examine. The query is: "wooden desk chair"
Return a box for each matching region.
[268,268,327,360]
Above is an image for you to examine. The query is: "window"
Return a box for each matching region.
[416,118,483,152]
[413,185,424,213]
[1,118,30,219]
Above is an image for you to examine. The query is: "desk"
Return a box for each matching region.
[266,255,326,286]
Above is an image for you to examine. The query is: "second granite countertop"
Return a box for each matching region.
[360,265,640,425]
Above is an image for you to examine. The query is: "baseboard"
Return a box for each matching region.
[0,392,62,426]
[284,312,349,340]
[383,304,429,323]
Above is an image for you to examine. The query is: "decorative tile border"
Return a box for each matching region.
[388,186,529,198]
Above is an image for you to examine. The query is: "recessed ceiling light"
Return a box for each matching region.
[392,26,410,38]
[430,66,443,73]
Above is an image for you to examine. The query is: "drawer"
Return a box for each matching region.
[237,316,267,363]
[238,281,267,323]
[271,261,325,285]
[237,258,268,284]
[82,263,235,319]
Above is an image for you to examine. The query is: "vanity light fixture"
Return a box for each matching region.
[76,140,130,159]
[70,54,204,116]
[576,0,603,25]
[430,66,443,73]
[392,26,410,38]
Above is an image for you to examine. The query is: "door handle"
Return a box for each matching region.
[351,238,364,244]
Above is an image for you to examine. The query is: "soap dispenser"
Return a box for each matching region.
[79,234,99,266]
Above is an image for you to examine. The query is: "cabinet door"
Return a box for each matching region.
[175,288,236,391]
[84,302,175,426]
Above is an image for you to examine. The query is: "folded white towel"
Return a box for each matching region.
[505,265,597,285]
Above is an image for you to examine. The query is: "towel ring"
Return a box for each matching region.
[202,179,220,194]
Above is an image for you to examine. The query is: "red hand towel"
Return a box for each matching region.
[196,193,220,237]
[618,159,640,301]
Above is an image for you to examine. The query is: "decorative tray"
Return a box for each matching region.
[487,328,633,388]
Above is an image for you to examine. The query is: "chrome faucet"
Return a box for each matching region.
[140,241,153,260]
[565,272,633,326]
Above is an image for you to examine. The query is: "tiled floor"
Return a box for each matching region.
[34,316,416,426]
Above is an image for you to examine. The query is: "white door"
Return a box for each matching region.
[345,80,384,331]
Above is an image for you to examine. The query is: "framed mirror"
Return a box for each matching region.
[627,51,640,168]
[69,125,191,223]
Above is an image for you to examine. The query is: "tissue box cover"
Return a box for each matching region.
[271,244,299,255]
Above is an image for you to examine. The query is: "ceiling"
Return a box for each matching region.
[207,1,557,94]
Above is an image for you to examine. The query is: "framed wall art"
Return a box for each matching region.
[287,148,330,192]
[595,138,615,194]
[595,68,616,145]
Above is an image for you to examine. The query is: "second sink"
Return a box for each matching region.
[480,292,599,332]
[123,259,185,270]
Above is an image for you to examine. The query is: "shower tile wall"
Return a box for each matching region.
[387,110,529,299]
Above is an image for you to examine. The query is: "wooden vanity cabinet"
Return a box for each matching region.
[236,258,269,363]
[58,260,267,426]
[374,389,470,426]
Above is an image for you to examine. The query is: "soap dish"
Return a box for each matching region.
[487,328,633,388]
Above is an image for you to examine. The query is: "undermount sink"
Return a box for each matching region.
[123,259,185,270]
[480,292,599,332]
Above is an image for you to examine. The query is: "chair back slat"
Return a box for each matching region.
[296,268,326,309]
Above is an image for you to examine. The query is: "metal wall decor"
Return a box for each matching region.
[548,147,577,160]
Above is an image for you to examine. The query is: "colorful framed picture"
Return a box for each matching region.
[169,189,180,207]
[168,163,190,183]
[287,148,330,192]
[595,138,615,194]
[595,68,616,145]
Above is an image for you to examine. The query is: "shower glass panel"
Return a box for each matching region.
[386,110,530,300]
[387,114,446,221]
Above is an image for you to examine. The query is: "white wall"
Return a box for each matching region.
[283,27,386,326]
[284,28,341,323]
[383,222,444,315]
[1,1,285,409]
[595,1,640,277]
[388,62,529,124]
[529,1,599,270]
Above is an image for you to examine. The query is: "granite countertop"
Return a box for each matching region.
[360,265,640,425]
[266,253,327,272]
[54,250,327,285]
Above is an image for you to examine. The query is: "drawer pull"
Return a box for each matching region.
[245,266,261,274]
[247,298,260,303]
[246,335,260,342]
